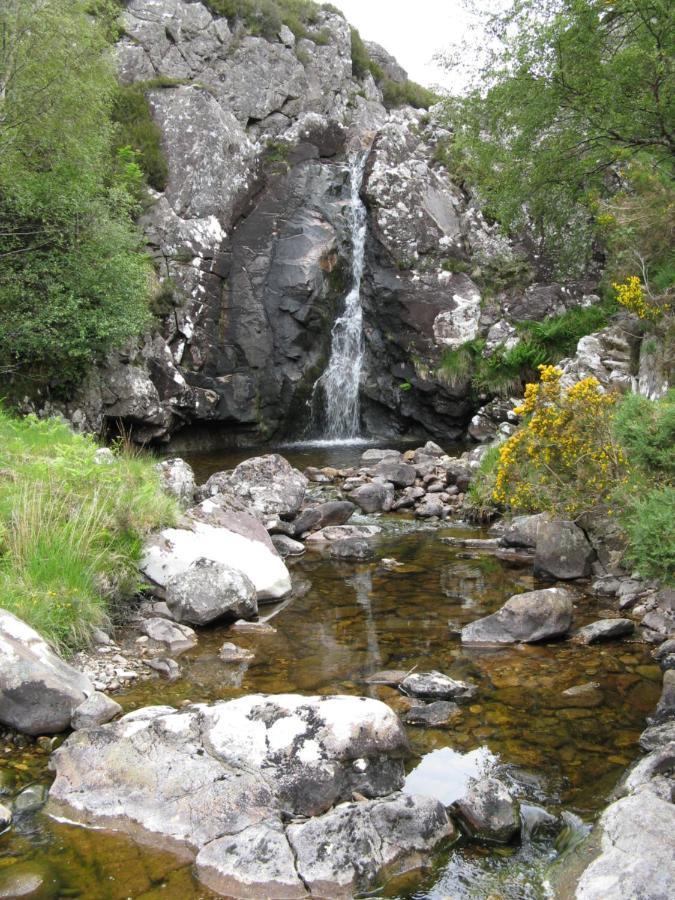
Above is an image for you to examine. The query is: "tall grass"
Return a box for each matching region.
[0,408,179,652]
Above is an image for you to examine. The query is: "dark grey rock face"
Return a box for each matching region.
[461,588,574,644]
[502,513,547,549]
[403,701,461,727]
[453,777,520,844]
[0,610,93,735]
[372,460,417,487]
[534,519,595,580]
[292,500,355,536]
[650,670,675,725]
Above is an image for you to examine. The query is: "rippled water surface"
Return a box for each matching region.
[0,445,660,899]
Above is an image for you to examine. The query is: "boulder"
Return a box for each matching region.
[640,721,675,752]
[329,539,375,561]
[414,497,445,518]
[502,513,547,549]
[141,508,291,601]
[0,609,93,735]
[224,454,308,519]
[139,618,197,654]
[46,694,427,897]
[461,588,574,644]
[305,524,381,543]
[145,657,180,680]
[219,643,254,662]
[534,519,595,580]
[403,701,461,727]
[155,458,196,507]
[372,460,417,487]
[165,558,257,626]
[400,671,477,701]
[575,791,675,899]
[292,500,355,536]
[649,670,675,725]
[453,777,520,844]
[360,449,401,463]
[572,618,634,645]
[349,482,395,513]
[71,693,122,730]
[271,534,306,557]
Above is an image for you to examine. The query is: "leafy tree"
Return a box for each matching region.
[445,0,674,275]
[0,0,150,391]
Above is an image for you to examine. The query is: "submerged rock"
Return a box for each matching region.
[305,524,381,543]
[44,694,446,898]
[461,587,573,644]
[403,701,461,727]
[400,671,477,701]
[329,538,375,561]
[166,558,257,626]
[453,777,520,844]
[0,609,93,735]
[219,642,254,662]
[139,618,197,655]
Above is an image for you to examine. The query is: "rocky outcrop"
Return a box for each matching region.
[0,610,93,735]
[165,558,258,625]
[453,777,521,845]
[47,694,453,896]
[534,518,595,580]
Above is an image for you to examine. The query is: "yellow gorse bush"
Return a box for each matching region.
[493,365,629,517]
[613,275,669,321]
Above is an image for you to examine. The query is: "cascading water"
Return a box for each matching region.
[313,152,368,439]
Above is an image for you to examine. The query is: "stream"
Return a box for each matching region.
[0,443,661,899]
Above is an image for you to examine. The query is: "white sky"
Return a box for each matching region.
[329,0,478,91]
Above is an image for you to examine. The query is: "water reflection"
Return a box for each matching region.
[404,746,498,806]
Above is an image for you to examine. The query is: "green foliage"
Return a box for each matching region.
[205,0,332,42]
[264,138,292,164]
[622,486,675,584]
[445,0,675,276]
[0,0,151,391]
[0,407,179,651]
[613,390,675,479]
[381,78,438,111]
[474,253,534,295]
[350,27,383,80]
[398,381,413,392]
[441,258,471,275]
[465,444,501,523]
[112,82,171,191]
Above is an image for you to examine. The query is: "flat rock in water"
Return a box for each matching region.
[292,501,355,536]
[166,558,257,626]
[45,695,445,898]
[219,642,254,662]
[139,618,197,655]
[404,701,461,727]
[0,609,93,735]
[400,671,477,701]
[453,777,520,844]
[361,449,401,463]
[305,524,381,543]
[230,620,277,634]
[558,682,603,708]
[363,670,410,686]
[329,538,374,561]
[572,618,634,644]
[461,588,573,645]
[145,657,181,680]
[271,534,306,557]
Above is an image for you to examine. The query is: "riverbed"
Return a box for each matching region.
[0,444,660,899]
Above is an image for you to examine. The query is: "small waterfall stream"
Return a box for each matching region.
[314,152,368,439]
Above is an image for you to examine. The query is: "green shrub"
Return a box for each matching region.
[350,27,382,79]
[0,408,179,652]
[465,445,501,523]
[381,78,438,110]
[613,390,675,478]
[622,487,675,585]
[112,83,170,191]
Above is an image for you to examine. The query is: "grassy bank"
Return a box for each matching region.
[0,409,178,653]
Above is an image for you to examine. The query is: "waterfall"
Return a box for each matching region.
[314,151,368,439]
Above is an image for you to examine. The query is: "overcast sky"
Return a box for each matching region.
[329,0,478,92]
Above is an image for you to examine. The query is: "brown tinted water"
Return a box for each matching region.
[0,445,660,899]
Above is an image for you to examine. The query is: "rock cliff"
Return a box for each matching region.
[40,0,608,445]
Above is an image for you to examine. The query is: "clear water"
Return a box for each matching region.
[0,446,660,899]
[312,152,368,438]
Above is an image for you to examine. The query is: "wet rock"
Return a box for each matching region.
[403,701,461,727]
[0,803,11,830]
[271,534,306,557]
[13,784,48,814]
[520,803,559,840]
[329,539,375,561]
[372,460,417,487]
[219,642,254,662]
[230,620,277,634]
[363,670,410,686]
[621,742,675,795]
[414,497,445,518]
[166,558,257,625]
[453,777,520,844]
[502,513,547,549]
[575,790,675,899]
[400,671,477,701]
[559,683,603,708]
[349,482,395,513]
[616,579,644,609]
[534,519,595,580]
[639,721,675,752]
[286,794,455,897]
[641,608,675,640]
[573,618,634,644]
[306,524,382,543]
[145,657,181,680]
[155,458,196,507]
[653,639,675,661]
[141,508,291,601]
[48,694,413,896]
[139,618,197,655]
[0,862,56,898]
[649,669,675,725]
[71,692,122,730]
[461,588,573,644]
[292,500,356,536]
[0,609,93,735]
[360,449,401,463]
[223,454,308,519]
